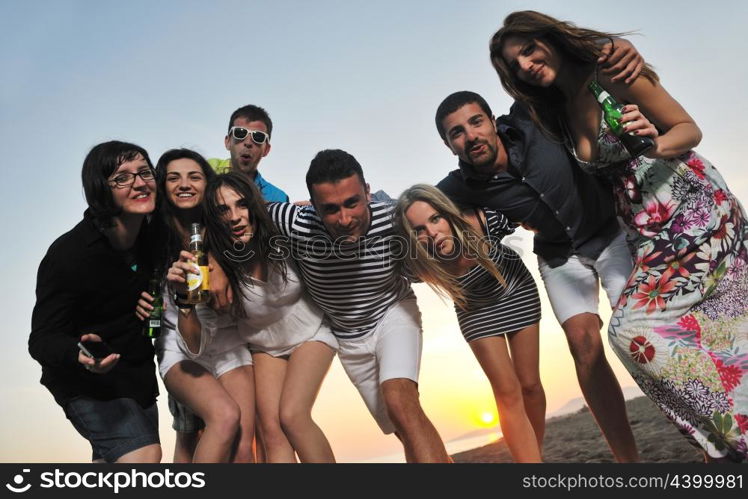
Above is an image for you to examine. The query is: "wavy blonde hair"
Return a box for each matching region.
[393,184,505,310]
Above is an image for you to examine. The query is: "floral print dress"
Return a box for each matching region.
[573,115,748,461]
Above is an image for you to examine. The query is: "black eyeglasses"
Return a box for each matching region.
[229,126,270,145]
[109,169,156,188]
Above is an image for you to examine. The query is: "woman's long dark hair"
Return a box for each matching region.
[489,10,658,139]
[203,172,287,318]
[153,148,216,276]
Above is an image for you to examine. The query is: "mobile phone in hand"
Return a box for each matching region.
[78,340,113,360]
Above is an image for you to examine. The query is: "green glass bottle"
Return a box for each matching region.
[143,270,163,338]
[588,80,654,158]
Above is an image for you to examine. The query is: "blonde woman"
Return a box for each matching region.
[394,184,545,462]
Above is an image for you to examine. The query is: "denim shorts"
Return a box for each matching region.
[167,394,205,433]
[64,397,160,462]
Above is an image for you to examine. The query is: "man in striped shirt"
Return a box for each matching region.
[267,149,449,462]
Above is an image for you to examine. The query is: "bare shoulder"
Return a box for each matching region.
[600,72,696,131]
[597,71,658,104]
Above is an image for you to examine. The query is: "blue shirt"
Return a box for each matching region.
[254,171,289,203]
[207,158,290,202]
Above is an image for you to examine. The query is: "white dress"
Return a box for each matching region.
[157,259,337,377]
[238,260,338,357]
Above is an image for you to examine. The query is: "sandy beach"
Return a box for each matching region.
[452,396,705,463]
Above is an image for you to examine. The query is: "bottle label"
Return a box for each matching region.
[186,266,204,291]
[187,265,210,291]
[190,234,202,244]
[149,319,161,328]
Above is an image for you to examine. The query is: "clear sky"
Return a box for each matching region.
[2,0,746,462]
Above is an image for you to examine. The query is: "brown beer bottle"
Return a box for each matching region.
[186,223,210,304]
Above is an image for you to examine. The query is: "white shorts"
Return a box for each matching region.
[337,297,423,435]
[538,230,633,326]
[156,293,253,380]
[249,323,338,358]
[156,329,253,380]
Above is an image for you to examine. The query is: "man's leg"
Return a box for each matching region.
[539,252,639,462]
[562,312,639,462]
[336,297,449,462]
[381,378,450,463]
[376,298,449,463]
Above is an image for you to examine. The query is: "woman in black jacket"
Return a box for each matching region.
[29,140,161,463]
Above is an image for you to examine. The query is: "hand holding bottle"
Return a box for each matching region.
[166,250,199,297]
[135,291,157,321]
[620,104,659,137]
[589,80,656,158]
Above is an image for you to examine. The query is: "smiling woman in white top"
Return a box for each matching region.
[137,149,256,464]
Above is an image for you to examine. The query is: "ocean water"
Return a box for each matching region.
[361,431,502,463]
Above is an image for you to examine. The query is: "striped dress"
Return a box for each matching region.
[455,208,541,342]
[266,201,414,341]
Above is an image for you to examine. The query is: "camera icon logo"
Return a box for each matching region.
[5,469,31,494]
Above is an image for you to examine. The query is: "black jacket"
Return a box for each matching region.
[438,102,619,267]
[29,210,158,408]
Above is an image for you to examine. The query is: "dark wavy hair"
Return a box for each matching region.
[203,172,287,318]
[153,148,216,274]
[435,91,494,142]
[81,140,154,228]
[227,104,273,138]
[489,10,658,139]
[305,149,366,201]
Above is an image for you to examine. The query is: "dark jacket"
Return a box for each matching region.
[437,102,619,267]
[29,210,158,408]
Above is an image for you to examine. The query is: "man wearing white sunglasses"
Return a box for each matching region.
[165,105,290,462]
[208,104,289,202]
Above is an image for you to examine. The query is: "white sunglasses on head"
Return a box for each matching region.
[228,126,270,144]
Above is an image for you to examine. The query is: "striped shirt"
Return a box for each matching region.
[267,201,414,340]
[455,208,541,342]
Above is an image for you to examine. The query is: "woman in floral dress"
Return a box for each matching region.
[490,10,748,461]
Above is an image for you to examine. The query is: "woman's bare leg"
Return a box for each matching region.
[218,365,256,463]
[507,323,546,448]
[279,342,336,463]
[253,352,296,462]
[469,336,542,463]
[116,444,162,463]
[164,361,240,463]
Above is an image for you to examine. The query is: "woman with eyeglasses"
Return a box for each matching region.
[393,184,545,462]
[490,11,748,462]
[167,172,338,463]
[29,141,162,463]
[136,149,256,463]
